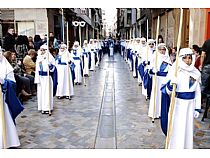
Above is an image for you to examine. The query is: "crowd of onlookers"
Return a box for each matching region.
[0,27,60,102]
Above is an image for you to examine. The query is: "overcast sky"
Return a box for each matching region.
[102,8,117,26]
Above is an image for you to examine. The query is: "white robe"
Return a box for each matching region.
[0,57,20,148]
[141,46,148,95]
[148,52,171,118]
[132,50,137,77]
[165,62,201,149]
[55,49,74,97]
[71,49,82,83]
[34,51,55,111]
[110,43,114,56]
[128,43,134,70]
[132,44,141,80]
[82,46,90,76]
[89,44,96,71]
[95,42,101,67]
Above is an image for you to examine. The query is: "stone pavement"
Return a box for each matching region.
[16,52,210,149]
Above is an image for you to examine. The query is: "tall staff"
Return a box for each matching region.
[79,22,86,86]
[0,85,7,148]
[97,28,100,66]
[66,21,71,99]
[61,8,65,43]
[146,19,149,69]
[152,16,160,123]
[46,18,51,116]
[165,8,183,149]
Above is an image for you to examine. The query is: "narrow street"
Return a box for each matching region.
[16,52,210,149]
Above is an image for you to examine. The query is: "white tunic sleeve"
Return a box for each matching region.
[194,82,201,110]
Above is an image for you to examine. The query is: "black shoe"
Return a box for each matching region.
[57,96,62,99]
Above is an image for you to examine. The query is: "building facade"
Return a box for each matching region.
[117,8,210,48]
[0,8,103,48]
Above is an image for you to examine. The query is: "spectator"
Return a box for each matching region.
[49,32,59,53]
[3,51,32,100]
[192,44,201,70]
[3,27,16,52]
[16,35,28,62]
[169,47,177,64]
[28,41,34,49]
[11,51,35,98]
[34,35,43,51]
[200,39,210,93]
[158,35,164,44]
[23,49,36,76]
[28,36,34,43]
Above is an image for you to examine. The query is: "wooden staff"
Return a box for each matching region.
[79,25,86,86]
[61,8,65,43]
[66,21,71,99]
[46,20,51,116]
[152,16,160,123]
[0,85,7,148]
[97,29,100,66]
[146,19,149,70]
[165,8,183,149]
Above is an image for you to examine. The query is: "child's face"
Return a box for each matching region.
[159,47,166,55]
[182,55,192,66]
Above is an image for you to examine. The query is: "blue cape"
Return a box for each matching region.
[49,66,58,96]
[160,81,171,136]
[2,79,24,124]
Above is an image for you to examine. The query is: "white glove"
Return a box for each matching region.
[0,78,4,84]
[170,77,178,85]
[193,111,199,118]
[152,68,158,73]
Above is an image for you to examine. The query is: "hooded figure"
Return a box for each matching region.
[136,37,147,94]
[125,39,130,62]
[82,40,90,77]
[131,38,141,79]
[160,48,201,149]
[128,39,134,71]
[109,39,114,57]
[138,39,156,99]
[34,44,57,113]
[55,44,74,99]
[148,43,172,119]
[0,49,24,148]
[133,38,142,85]
[88,39,96,71]
[120,39,126,58]
[71,41,83,84]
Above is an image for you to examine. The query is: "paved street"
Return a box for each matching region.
[16,52,210,149]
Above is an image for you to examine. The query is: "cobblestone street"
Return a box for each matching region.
[16,53,210,149]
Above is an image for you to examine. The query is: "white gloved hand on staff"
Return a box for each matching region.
[0,77,4,84]
[193,111,200,118]
[152,68,158,73]
[170,77,178,85]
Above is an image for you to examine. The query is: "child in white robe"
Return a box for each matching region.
[161,48,201,149]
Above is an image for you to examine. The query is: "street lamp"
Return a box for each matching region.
[72,21,86,46]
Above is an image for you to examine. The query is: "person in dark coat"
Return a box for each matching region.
[34,35,43,51]
[3,27,16,52]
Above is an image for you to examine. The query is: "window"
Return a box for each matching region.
[127,13,131,25]
[17,21,35,37]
